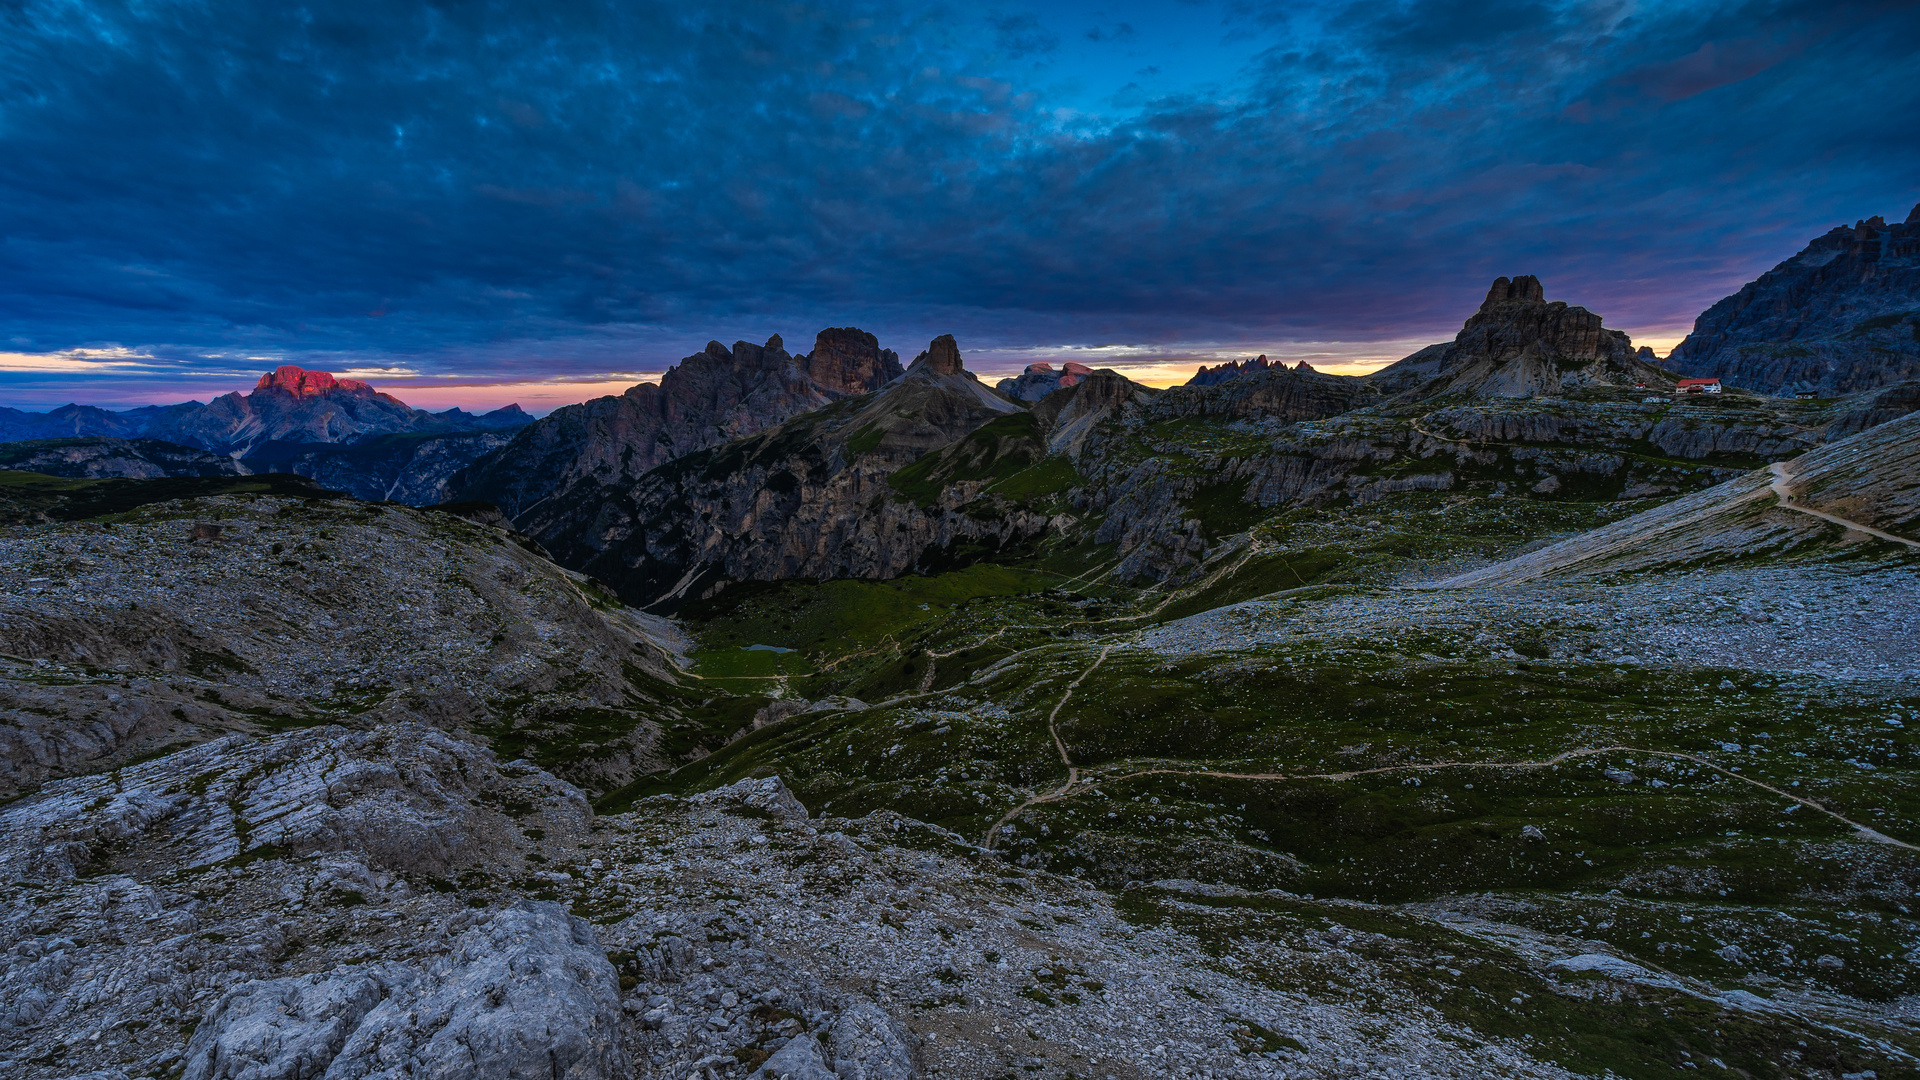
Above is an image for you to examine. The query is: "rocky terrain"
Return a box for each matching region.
[1187,355,1287,387]
[1667,206,1920,396]
[242,430,524,505]
[557,337,1049,608]
[478,278,1918,600]
[998,361,1095,402]
[0,491,705,798]
[4,370,1920,1080]
[0,438,242,480]
[1367,276,1673,400]
[1438,408,1920,587]
[0,367,532,455]
[2,727,1631,1080]
[638,406,1920,1077]
[452,328,903,545]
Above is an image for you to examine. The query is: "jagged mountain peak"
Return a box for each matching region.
[1665,209,1920,395]
[911,333,966,376]
[1188,354,1285,387]
[450,325,907,545]
[1476,274,1546,310]
[253,365,377,397]
[800,327,903,394]
[1368,276,1670,400]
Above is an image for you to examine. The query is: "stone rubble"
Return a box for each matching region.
[0,495,681,797]
[0,726,1583,1080]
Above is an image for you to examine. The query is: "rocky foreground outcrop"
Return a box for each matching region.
[0,725,1590,1080]
[558,337,1044,607]
[452,328,902,549]
[0,493,686,797]
[1667,207,1920,396]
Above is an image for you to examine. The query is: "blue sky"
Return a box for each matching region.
[1,0,1916,410]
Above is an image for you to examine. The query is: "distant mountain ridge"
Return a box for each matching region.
[0,437,243,480]
[554,335,1048,607]
[997,361,1094,401]
[1666,205,1920,395]
[1187,354,1288,386]
[450,327,902,544]
[0,365,532,454]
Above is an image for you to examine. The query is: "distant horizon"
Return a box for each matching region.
[0,319,1694,416]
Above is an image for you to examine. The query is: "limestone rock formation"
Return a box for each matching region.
[1666,207,1920,395]
[1031,369,1155,455]
[0,437,242,479]
[1369,276,1673,400]
[799,327,904,395]
[997,361,1094,402]
[451,329,900,548]
[1,722,1622,1080]
[1147,360,1380,422]
[553,337,1041,607]
[1187,354,1284,386]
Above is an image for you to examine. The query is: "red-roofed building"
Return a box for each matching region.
[1675,377,1722,394]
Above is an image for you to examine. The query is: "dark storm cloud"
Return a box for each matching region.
[1,0,1916,384]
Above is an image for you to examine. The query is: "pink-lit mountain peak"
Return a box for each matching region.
[253,365,376,397]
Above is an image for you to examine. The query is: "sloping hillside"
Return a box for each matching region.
[1438,409,1920,586]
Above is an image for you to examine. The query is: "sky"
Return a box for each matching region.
[1,0,1917,412]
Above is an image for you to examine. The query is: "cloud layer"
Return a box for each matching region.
[1,0,1916,404]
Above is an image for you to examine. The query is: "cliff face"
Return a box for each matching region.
[1666,208,1920,395]
[451,329,900,545]
[549,337,1041,608]
[1370,276,1671,400]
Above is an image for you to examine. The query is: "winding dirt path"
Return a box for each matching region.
[982,653,1919,853]
[1768,461,1920,550]
[983,639,1126,847]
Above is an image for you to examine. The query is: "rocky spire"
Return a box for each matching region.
[1480,275,1545,309]
[800,327,902,395]
[913,335,966,376]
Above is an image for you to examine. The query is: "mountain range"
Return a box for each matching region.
[450,328,902,543]
[0,365,531,455]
